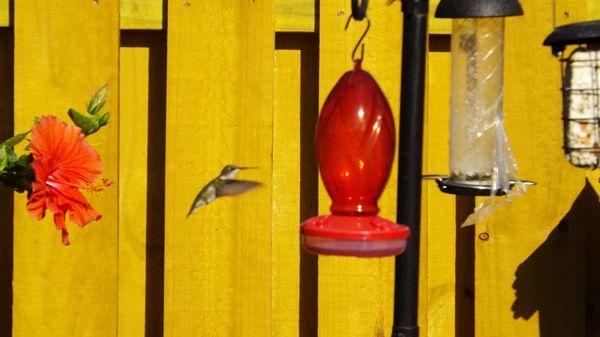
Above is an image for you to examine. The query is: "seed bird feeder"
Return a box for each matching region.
[300,4,409,257]
[544,20,600,169]
[433,0,533,196]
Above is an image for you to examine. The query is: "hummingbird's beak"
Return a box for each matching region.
[238,166,259,170]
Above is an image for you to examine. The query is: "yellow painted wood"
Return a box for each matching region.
[555,0,587,27]
[118,45,149,337]
[273,49,301,337]
[318,1,401,336]
[428,0,452,35]
[164,0,274,336]
[120,0,163,30]
[423,44,458,337]
[589,0,600,20]
[12,1,119,336]
[275,0,315,32]
[475,1,593,337]
[0,0,8,27]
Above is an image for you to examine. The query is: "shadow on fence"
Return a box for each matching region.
[0,23,14,337]
[512,179,600,337]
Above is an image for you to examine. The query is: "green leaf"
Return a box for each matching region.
[1,130,30,147]
[68,108,99,136]
[0,145,7,172]
[16,154,31,168]
[87,84,108,115]
[98,112,110,126]
[6,146,17,165]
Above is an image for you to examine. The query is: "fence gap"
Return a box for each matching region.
[0,22,14,337]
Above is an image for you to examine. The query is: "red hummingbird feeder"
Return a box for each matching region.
[300,14,409,257]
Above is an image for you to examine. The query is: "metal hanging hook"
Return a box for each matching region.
[351,0,368,20]
[345,14,371,61]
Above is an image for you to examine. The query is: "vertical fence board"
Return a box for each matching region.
[475,1,592,337]
[272,49,301,337]
[118,45,149,337]
[590,0,600,20]
[120,0,163,30]
[275,0,315,32]
[12,1,119,336]
[0,0,8,27]
[164,0,274,336]
[317,2,402,336]
[423,40,458,337]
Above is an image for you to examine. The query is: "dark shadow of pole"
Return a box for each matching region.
[275,31,319,337]
[120,28,167,337]
[455,195,475,337]
[0,20,14,337]
[512,180,600,337]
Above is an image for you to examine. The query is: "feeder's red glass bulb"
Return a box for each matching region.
[318,61,396,215]
[301,61,410,257]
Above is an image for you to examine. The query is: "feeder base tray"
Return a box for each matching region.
[300,215,410,258]
[434,177,536,196]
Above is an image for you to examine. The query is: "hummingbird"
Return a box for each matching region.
[187,165,261,217]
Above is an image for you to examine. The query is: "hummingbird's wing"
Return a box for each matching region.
[216,180,262,197]
[187,182,217,217]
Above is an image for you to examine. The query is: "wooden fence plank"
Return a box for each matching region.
[0,0,8,27]
[12,1,119,336]
[164,0,274,336]
[423,40,459,337]
[590,0,600,20]
[272,48,301,337]
[317,1,402,336]
[120,0,163,30]
[475,2,593,337]
[118,45,149,337]
[275,0,314,32]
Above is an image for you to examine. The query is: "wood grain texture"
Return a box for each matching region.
[118,45,149,337]
[0,0,8,27]
[475,2,594,337]
[120,0,163,30]
[317,1,402,336]
[12,1,119,336]
[275,0,315,32]
[427,0,452,34]
[273,49,301,337]
[590,0,600,20]
[423,42,458,337]
[164,0,274,336]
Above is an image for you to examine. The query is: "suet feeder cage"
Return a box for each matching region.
[432,0,533,196]
[544,20,600,169]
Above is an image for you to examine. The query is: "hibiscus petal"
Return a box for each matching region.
[45,181,101,228]
[53,212,70,246]
[30,116,103,185]
[27,189,47,220]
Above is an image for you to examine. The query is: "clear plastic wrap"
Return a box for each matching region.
[449,18,524,226]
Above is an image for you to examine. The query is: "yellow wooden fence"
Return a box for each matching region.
[0,1,599,336]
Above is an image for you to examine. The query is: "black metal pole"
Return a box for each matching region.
[392,0,428,336]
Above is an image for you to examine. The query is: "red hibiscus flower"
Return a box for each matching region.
[26,116,103,245]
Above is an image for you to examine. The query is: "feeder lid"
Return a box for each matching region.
[544,20,600,56]
[435,0,523,18]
